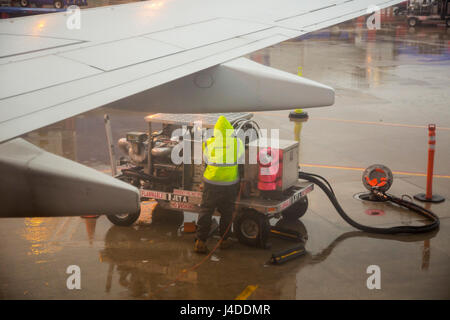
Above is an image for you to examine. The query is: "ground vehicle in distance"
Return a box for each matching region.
[394,1,409,15]
[107,113,313,247]
[406,0,450,27]
[14,0,87,8]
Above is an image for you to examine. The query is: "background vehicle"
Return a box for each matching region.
[394,1,409,15]
[406,0,450,27]
[13,0,87,8]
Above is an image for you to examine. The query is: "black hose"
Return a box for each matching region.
[310,228,439,264]
[298,171,440,234]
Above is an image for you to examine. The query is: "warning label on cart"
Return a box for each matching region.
[279,199,292,210]
[278,185,313,211]
[140,190,167,200]
[140,189,199,203]
[170,201,198,210]
[173,189,203,198]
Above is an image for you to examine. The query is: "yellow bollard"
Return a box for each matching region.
[294,122,303,142]
[289,108,309,163]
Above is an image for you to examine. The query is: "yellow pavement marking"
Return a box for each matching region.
[300,163,450,179]
[235,285,258,300]
[256,112,450,131]
[313,117,450,131]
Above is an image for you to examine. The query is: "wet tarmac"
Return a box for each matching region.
[1,13,450,299]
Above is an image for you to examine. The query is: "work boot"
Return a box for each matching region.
[219,238,233,250]
[194,239,208,254]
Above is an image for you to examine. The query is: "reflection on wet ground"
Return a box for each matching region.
[1,14,450,299]
[1,208,447,299]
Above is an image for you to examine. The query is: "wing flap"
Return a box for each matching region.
[278,0,371,29]
[0,34,82,59]
[146,18,271,50]
[59,37,181,71]
[0,54,101,101]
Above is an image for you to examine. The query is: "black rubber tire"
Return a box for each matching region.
[20,0,30,7]
[53,0,63,8]
[106,173,140,226]
[107,211,140,226]
[281,196,308,221]
[234,209,270,247]
[408,17,418,27]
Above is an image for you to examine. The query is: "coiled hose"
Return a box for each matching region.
[298,171,440,234]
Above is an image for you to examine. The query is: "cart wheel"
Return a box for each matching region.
[281,196,308,221]
[20,0,30,7]
[408,17,418,27]
[234,209,270,247]
[106,173,141,226]
[107,210,140,226]
[53,0,63,8]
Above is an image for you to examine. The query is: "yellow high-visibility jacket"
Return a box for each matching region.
[203,116,244,185]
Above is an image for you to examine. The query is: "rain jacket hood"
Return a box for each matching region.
[214,115,234,138]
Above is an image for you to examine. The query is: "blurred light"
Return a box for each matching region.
[146,1,164,9]
[33,20,46,34]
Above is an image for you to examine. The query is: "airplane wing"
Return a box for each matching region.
[0,0,401,143]
[0,138,140,217]
[0,0,402,217]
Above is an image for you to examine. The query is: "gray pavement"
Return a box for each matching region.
[1,14,449,299]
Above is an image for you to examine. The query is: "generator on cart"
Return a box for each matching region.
[107,113,313,247]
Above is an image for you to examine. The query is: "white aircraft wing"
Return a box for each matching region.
[0,0,402,218]
[0,0,401,144]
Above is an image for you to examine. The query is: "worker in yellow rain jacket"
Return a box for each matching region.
[194,116,244,253]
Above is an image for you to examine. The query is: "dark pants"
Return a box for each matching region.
[196,182,239,242]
